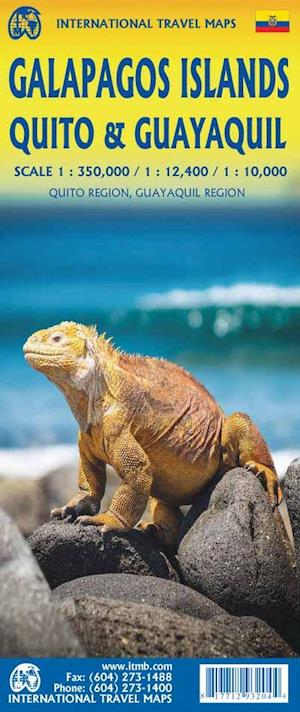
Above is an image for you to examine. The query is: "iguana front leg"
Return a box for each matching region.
[76,430,153,529]
[222,412,282,509]
[51,435,106,521]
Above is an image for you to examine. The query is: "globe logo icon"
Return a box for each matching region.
[9,664,41,693]
[8,6,41,40]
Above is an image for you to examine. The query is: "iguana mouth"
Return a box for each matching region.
[23,346,66,360]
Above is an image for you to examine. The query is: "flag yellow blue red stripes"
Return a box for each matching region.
[255,10,290,32]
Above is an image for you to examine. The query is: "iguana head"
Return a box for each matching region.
[23,321,104,429]
[23,321,98,377]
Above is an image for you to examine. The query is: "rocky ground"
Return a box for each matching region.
[1,460,300,657]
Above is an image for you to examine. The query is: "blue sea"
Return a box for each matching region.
[0,204,299,472]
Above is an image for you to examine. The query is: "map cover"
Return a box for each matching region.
[0,1,299,709]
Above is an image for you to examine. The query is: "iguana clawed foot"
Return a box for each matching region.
[75,511,129,530]
[244,460,283,509]
[51,494,99,522]
[51,505,129,531]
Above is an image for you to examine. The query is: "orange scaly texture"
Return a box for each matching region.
[23,321,281,551]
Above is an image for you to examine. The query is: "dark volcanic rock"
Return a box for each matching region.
[53,573,224,620]
[178,468,299,647]
[285,459,300,574]
[29,522,179,589]
[58,596,295,658]
[0,507,83,657]
[179,469,224,541]
[213,614,295,658]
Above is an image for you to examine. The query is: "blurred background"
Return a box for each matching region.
[1,204,300,478]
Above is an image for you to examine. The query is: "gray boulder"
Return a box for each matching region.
[53,573,224,620]
[284,458,300,574]
[178,468,298,648]
[0,476,47,538]
[0,465,77,537]
[58,596,295,658]
[29,521,179,589]
[0,507,83,656]
[213,614,295,658]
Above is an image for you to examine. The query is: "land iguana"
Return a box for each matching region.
[23,321,282,551]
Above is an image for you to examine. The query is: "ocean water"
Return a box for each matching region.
[0,204,299,469]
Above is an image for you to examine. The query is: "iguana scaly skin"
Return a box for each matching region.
[23,322,282,551]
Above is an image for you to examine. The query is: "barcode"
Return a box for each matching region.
[199,664,289,703]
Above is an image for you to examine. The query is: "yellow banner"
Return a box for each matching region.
[256,10,290,22]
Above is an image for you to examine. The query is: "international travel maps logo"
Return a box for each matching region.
[8,6,41,39]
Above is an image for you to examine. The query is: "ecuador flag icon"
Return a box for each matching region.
[255,10,290,32]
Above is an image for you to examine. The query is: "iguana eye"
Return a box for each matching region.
[51,332,64,344]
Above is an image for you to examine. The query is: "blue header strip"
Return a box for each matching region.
[256,21,290,27]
